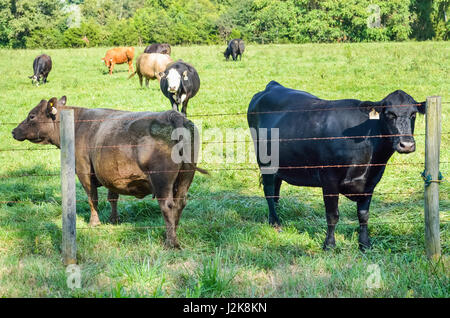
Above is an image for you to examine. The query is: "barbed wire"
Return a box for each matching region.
[2,131,450,152]
[2,217,448,235]
[1,161,449,179]
[0,102,430,126]
[0,189,438,205]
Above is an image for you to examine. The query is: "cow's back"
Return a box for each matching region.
[106,47,133,64]
[75,109,192,193]
[137,53,172,78]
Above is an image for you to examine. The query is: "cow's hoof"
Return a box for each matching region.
[89,218,101,227]
[358,239,372,252]
[109,217,119,225]
[272,224,283,233]
[323,240,336,251]
[165,238,181,249]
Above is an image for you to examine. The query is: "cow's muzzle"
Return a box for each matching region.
[168,87,177,93]
[396,139,415,153]
[12,128,25,141]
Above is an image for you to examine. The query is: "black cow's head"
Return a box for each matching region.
[12,96,67,145]
[360,90,426,153]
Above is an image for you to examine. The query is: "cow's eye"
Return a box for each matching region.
[29,114,36,120]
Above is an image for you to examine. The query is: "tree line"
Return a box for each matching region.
[0,0,448,49]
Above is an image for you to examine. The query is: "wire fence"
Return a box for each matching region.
[0,101,436,126]
[1,101,448,235]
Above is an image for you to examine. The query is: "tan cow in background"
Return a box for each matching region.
[129,53,173,87]
[102,47,134,75]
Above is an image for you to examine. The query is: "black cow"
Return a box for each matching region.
[144,43,171,55]
[224,39,245,61]
[159,60,200,116]
[29,54,52,86]
[248,81,426,251]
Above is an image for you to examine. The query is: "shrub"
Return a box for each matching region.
[25,28,64,49]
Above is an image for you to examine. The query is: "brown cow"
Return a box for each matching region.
[101,47,134,75]
[12,96,206,248]
[128,53,173,87]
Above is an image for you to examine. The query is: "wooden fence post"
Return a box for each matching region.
[424,96,441,261]
[61,109,77,265]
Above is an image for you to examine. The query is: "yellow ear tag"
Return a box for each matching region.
[369,109,379,120]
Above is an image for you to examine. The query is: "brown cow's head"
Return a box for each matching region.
[360,90,426,154]
[101,57,113,68]
[12,96,67,146]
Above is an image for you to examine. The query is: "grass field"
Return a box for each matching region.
[0,42,448,297]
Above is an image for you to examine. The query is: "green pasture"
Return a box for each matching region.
[0,42,448,297]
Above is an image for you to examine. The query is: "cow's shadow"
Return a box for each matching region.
[100,69,132,76]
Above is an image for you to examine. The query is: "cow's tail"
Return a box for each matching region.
[128,71,137,79]
[195,166,209,175]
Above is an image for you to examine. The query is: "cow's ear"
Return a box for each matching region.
[417,101,426,114]
[359,101,383,118]
[46,97,58,118]
[159,72,166,78]
[59,96,67,106]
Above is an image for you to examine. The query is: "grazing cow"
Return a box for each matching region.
[248,81,426,251]
[29,54,52,86]
[144,43,172,55]
[101,47,134,75]
[12,96,206,248]
[128,53,173,87]
[159,60,200,116]
[224,39,245,61]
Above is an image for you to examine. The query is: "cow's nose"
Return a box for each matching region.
[398,141,415,152]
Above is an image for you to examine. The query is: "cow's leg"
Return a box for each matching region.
[138,74,143,87]
[108,190,119,224]
[322,186,340,250]
[78,174,101,227]
[109,63,114,75]
[173,165,195,229]
[156,187,179,248]
[261,173,281,227]
[150,170,180,248]
[273,175,282,205]
[128,60,134,74]
[357,197,372,251]
[145,78,149,88]
[180,97,188,116]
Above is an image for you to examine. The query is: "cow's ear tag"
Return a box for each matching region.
[48,101,57,115]
[182,70,188,81]
[369,109,379,120]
